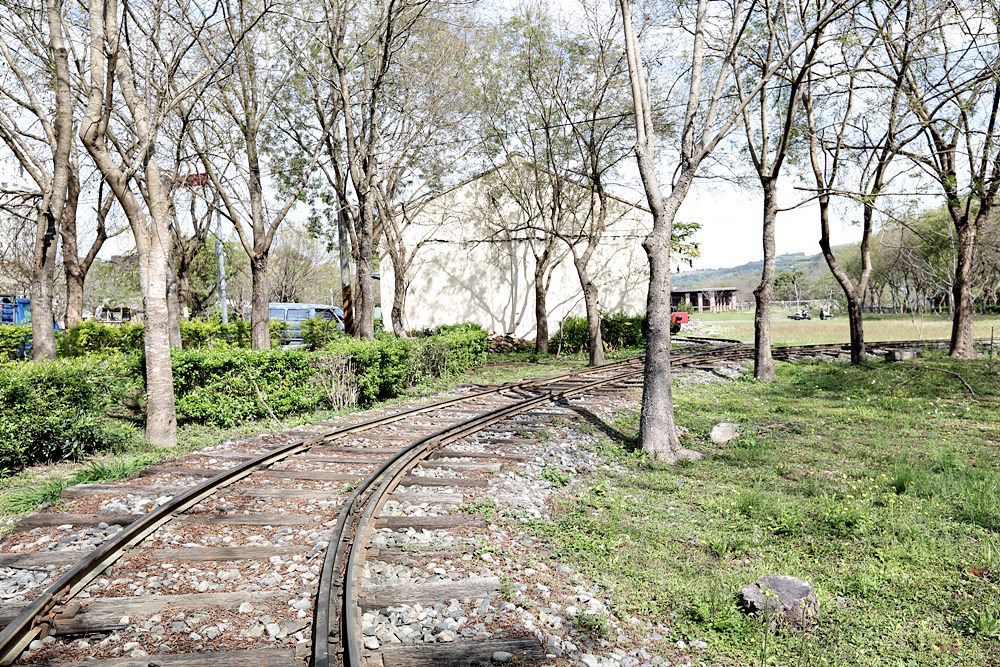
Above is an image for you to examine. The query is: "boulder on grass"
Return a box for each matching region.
[886,348,918,362]
[740,575,818,630]
[709,422,740,444]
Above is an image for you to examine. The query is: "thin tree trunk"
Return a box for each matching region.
[753,177,777,380]
[167,263,182,348]
[250,254,270,349]
[950,222,977,358]
[533,263,549,355]
[846,297,865,363]
[354,202,375,339]
[391,262,407,338]
[30,206,58,360]
[65,268,85,328]
[576,261,604,366]
[60,165,87,328]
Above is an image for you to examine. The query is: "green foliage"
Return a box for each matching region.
[551,313,646,353]
[300,317,346,350]
[172,348,329,427]
[0,357,143,475]
[0,326,31,361]
[180,319,252,348]
[541,466,572,487]
[57,322,145,357]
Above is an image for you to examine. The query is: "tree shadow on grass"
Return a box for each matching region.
[553,398,639,452]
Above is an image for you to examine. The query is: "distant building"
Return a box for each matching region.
[379,163,652,339]
[671,287,738,312]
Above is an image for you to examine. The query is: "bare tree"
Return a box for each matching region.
[187,0,326,349]
[0,0,77,358]
[887,0,1000,358]
[735,0,828,380]
[618,0,851,460]
[803,5,913,363]
[78,0,227,444]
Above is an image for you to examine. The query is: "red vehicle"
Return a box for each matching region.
[670,310,689,334]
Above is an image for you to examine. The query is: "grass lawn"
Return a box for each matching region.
[533,355,1000,665]
[687,311,1000,347]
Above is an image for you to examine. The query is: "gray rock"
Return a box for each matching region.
[710,423,740,444]
[886,348,916,362]
[492,651,514,664]
[741,575,818,629]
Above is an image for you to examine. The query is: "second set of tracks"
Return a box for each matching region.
[0,337,967,666]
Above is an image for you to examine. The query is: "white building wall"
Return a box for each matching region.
[380,173,651,339]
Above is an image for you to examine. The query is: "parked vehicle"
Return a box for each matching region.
[788,309,811,320]
[268,302,345,345]
[0,296,31,325]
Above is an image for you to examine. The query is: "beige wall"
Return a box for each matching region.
[380,173,651,339]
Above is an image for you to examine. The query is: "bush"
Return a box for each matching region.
[180,319,252,348]
[0,326,31,362]
[301,317,346,350]
[550,313,646,353]
[57,322,145,357]
[0,357,142,475]
[172,347,329,427]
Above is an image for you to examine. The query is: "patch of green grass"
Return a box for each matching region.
[541,466,572,487]
[533,355,1000,666]
[461,497,497,520]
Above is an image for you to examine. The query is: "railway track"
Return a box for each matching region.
[0,337,977,666]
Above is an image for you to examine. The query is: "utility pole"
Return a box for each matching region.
[337,208,354,335]
[214,190,228,325]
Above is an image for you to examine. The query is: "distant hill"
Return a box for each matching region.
[674,250,839,292]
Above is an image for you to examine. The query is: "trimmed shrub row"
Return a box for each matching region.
[54,320,289,357]
[551,313,646,352]
[0,323,488,474]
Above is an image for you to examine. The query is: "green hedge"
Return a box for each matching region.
[551,313,646,352]
[0,326,31,362]
[0,357,142,475]
[0,323,489,471]
[54,319,287,356]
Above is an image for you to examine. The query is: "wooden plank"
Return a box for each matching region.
[61,485,347,500]
[361,576,499,610]
[400,476,487,488]
[377,637,545,667]
[0,549,89,569]
[390,492,464,505]
[142,466,361,482]
[310,446,403,456]
[0,603,26,626]
[430,450,528,461]
[368,548,472,564]
[23,648,300,667]
[418,462,500,471]
[52,591,279,635]
[14,513,134,530]
[148,544,306,562]
[175,513,319,526]
[376,515,484,531]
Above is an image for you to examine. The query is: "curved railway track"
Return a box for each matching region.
[0,337,978,667]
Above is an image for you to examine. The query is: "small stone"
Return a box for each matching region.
[364,636,380,650]
[710,423,740,444]
[238,602,255,614]
[741,575,819,630]
[492,650,514,663]
[265,623,282,638]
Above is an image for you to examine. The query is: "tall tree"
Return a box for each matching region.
[888,0,1000,358]
[189,0,326,349]
[0,0,77,358]
[619,0,851,460]
[734,0,829,380]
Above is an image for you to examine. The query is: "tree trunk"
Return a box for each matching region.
[846,297,865,364]
[60,166,86,328]
[30,207,59,360]
[533,264,549,355]
[753,177,777,380]
[166,263,182,348]
[140,233,178,446]
[576,261,604,366]
[250,253,270,349]
[391,263,407,338]
[354,204,375,339]
[65,267,85,328]
[950,222,977,358]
